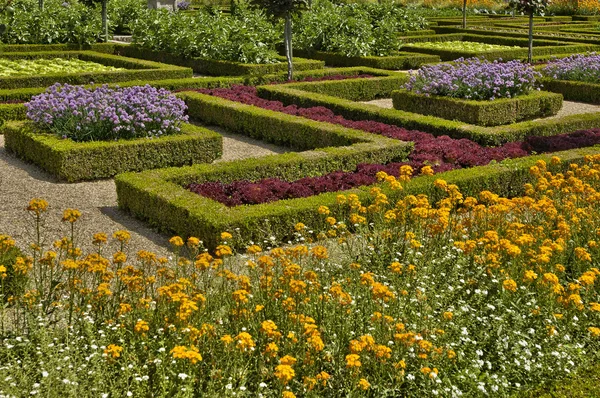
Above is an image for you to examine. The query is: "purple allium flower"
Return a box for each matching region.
[543,53,600,83]
[404,58,540,101]
[25,84,188,142]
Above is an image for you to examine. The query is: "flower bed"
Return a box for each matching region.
[0,58,123,77]
[26,84,188,142]
[543,52,600,83]
[404,40,520,52]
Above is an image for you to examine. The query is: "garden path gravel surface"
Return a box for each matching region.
[0,127,287,256]
[360,98,600,121]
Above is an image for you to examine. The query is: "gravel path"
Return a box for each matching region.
[0,127,287,256]
[360,98,600,121]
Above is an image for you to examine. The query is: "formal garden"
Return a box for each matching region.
[1,0,600,396]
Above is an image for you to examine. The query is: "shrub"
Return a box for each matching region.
[107,0,146,34]
[0,0,102,45]
[543,52,600,83]
[130,5,280,64]
[25,84,188,142]
[404,57,540,100]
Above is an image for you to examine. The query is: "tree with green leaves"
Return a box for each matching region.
[250,0,309,80]
[462,0,467,29]
[509,0,550,63]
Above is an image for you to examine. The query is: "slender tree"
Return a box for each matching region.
[462,0,467,29]
[509,0,550,63]
[250,0,309,80]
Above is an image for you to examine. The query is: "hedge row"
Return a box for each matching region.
[392,90,563,127]
[0,104,27,125]
[3,122,222,182]
[431,26,600,45]
[541,78,600,104]
[293,49,440,70]
[115,140,600,251]
[114,45,325,76]
[257,84,600,146]
[0,51,193,89]
[401,33,599,61]
[179,91,412,157]
[0,42,117,53]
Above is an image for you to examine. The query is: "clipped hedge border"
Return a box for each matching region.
[431,26,600,45]
[400,33,599,61]
[3,121,222,182]
[114,45,324,76]
[0,42,117,53]
[541,78,600,104]
[257,83,600,146]
[292,50,440,70]
[115,140,600,251]
[0,103,27,125]
[392,89,563,127]
[0,51,193,89]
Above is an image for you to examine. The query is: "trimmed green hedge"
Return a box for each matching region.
[392,90,563,126]
[401,33,600,61]
[114,45,324,76]
[0,51,193,89]
[0,103,27,125]
[115,141,600,251]
[400,30,437,37]
[292,50,440,70]
[0,42,117,53]
[257,84,600,146]
[432,26,600,45]
[541,78,600,104]
[3,122,222,182]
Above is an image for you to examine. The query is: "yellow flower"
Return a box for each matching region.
[92,233,107,245]
[274,364,295,385]
[523,270,538,282]
[104,344,123,359]
[169,236,184,247]
[113,230,131,243]
[357,378,370,390]
[443,311,453,321]
[420,165,434,176]
[543,273,559,285]
[280,355,297,366]
[345,354,361,368]
[246,245,262,254]
[221,335,233,345]
[215,245,232,257]
[264,342,279,357]
[318,206,330,215]
[235,332,255,351]
[220,232,233,241]
[26,198,48,215]
[282,392,296,398]
[62,209,82,223]
[134,320,149,335]
[588,327,600,338]
[311,246,328,259]
[0,265,6,279]
[187,237,200,247]
[503,279,517,292]
[590,303,600,312]
[171,345,202,364]
[575,247,592,262]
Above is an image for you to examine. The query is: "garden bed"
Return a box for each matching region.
[0,51,192,89]
[115,45,325,76]
[3,121,222,182]
[291,50,439,70]
[392,90,563,126]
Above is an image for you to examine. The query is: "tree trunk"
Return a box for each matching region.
[38,0,43,10]
[462,0,467,29]
[284,12,293,81]
[102,0,108,43]
[528,11,533,63]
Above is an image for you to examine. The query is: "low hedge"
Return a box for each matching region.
[541,78,600,104]
[257,83,600,146]
[400,30,437,37]
[292,50,440,70]
[3,122,222,182]
[115,141,600,251]
[392,90,563,126]
[114,45,324,76]
[0,103,27,125]
[0,42,117,53]
[401,33,598,61]
[179,91,412,158]
[0,51,193,89]
[573,15,600,21]
[431,26,600,45]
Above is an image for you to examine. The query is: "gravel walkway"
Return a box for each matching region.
[360,98,600,121]
[0,127,287,256]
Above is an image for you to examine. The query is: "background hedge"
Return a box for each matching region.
[541,78,600,104]
[3,122,222,182]
[292,50,440,70]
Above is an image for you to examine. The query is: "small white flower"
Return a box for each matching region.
[178,373,189,380]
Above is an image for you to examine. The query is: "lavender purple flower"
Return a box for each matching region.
[26,84,188,142]
[543,53,600,83]
[404,58,540,101]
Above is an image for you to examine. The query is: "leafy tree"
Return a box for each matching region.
[250,0,309,80]
[81,0,109,42]
[509,0,550,63]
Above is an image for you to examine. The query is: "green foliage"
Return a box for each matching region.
[294,49,440,69]
[392,89,563,127]
[0,244,24,302]
[107,0,146,35]
[3,121,222,182]
[0,0,102,45]
[130,5,281,64]
[541,77,600,104]
[0,51,192,89]
[294,0,428,57]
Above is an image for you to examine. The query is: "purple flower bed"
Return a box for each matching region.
[543,53,600,84]
[404,58,540,101]
[184,85,600,207]
[26,84,188,142]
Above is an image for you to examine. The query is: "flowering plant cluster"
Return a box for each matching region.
[1,157,600,396]
[25,84,188,142]
[543,53,600,83]
[404,58,541,101]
